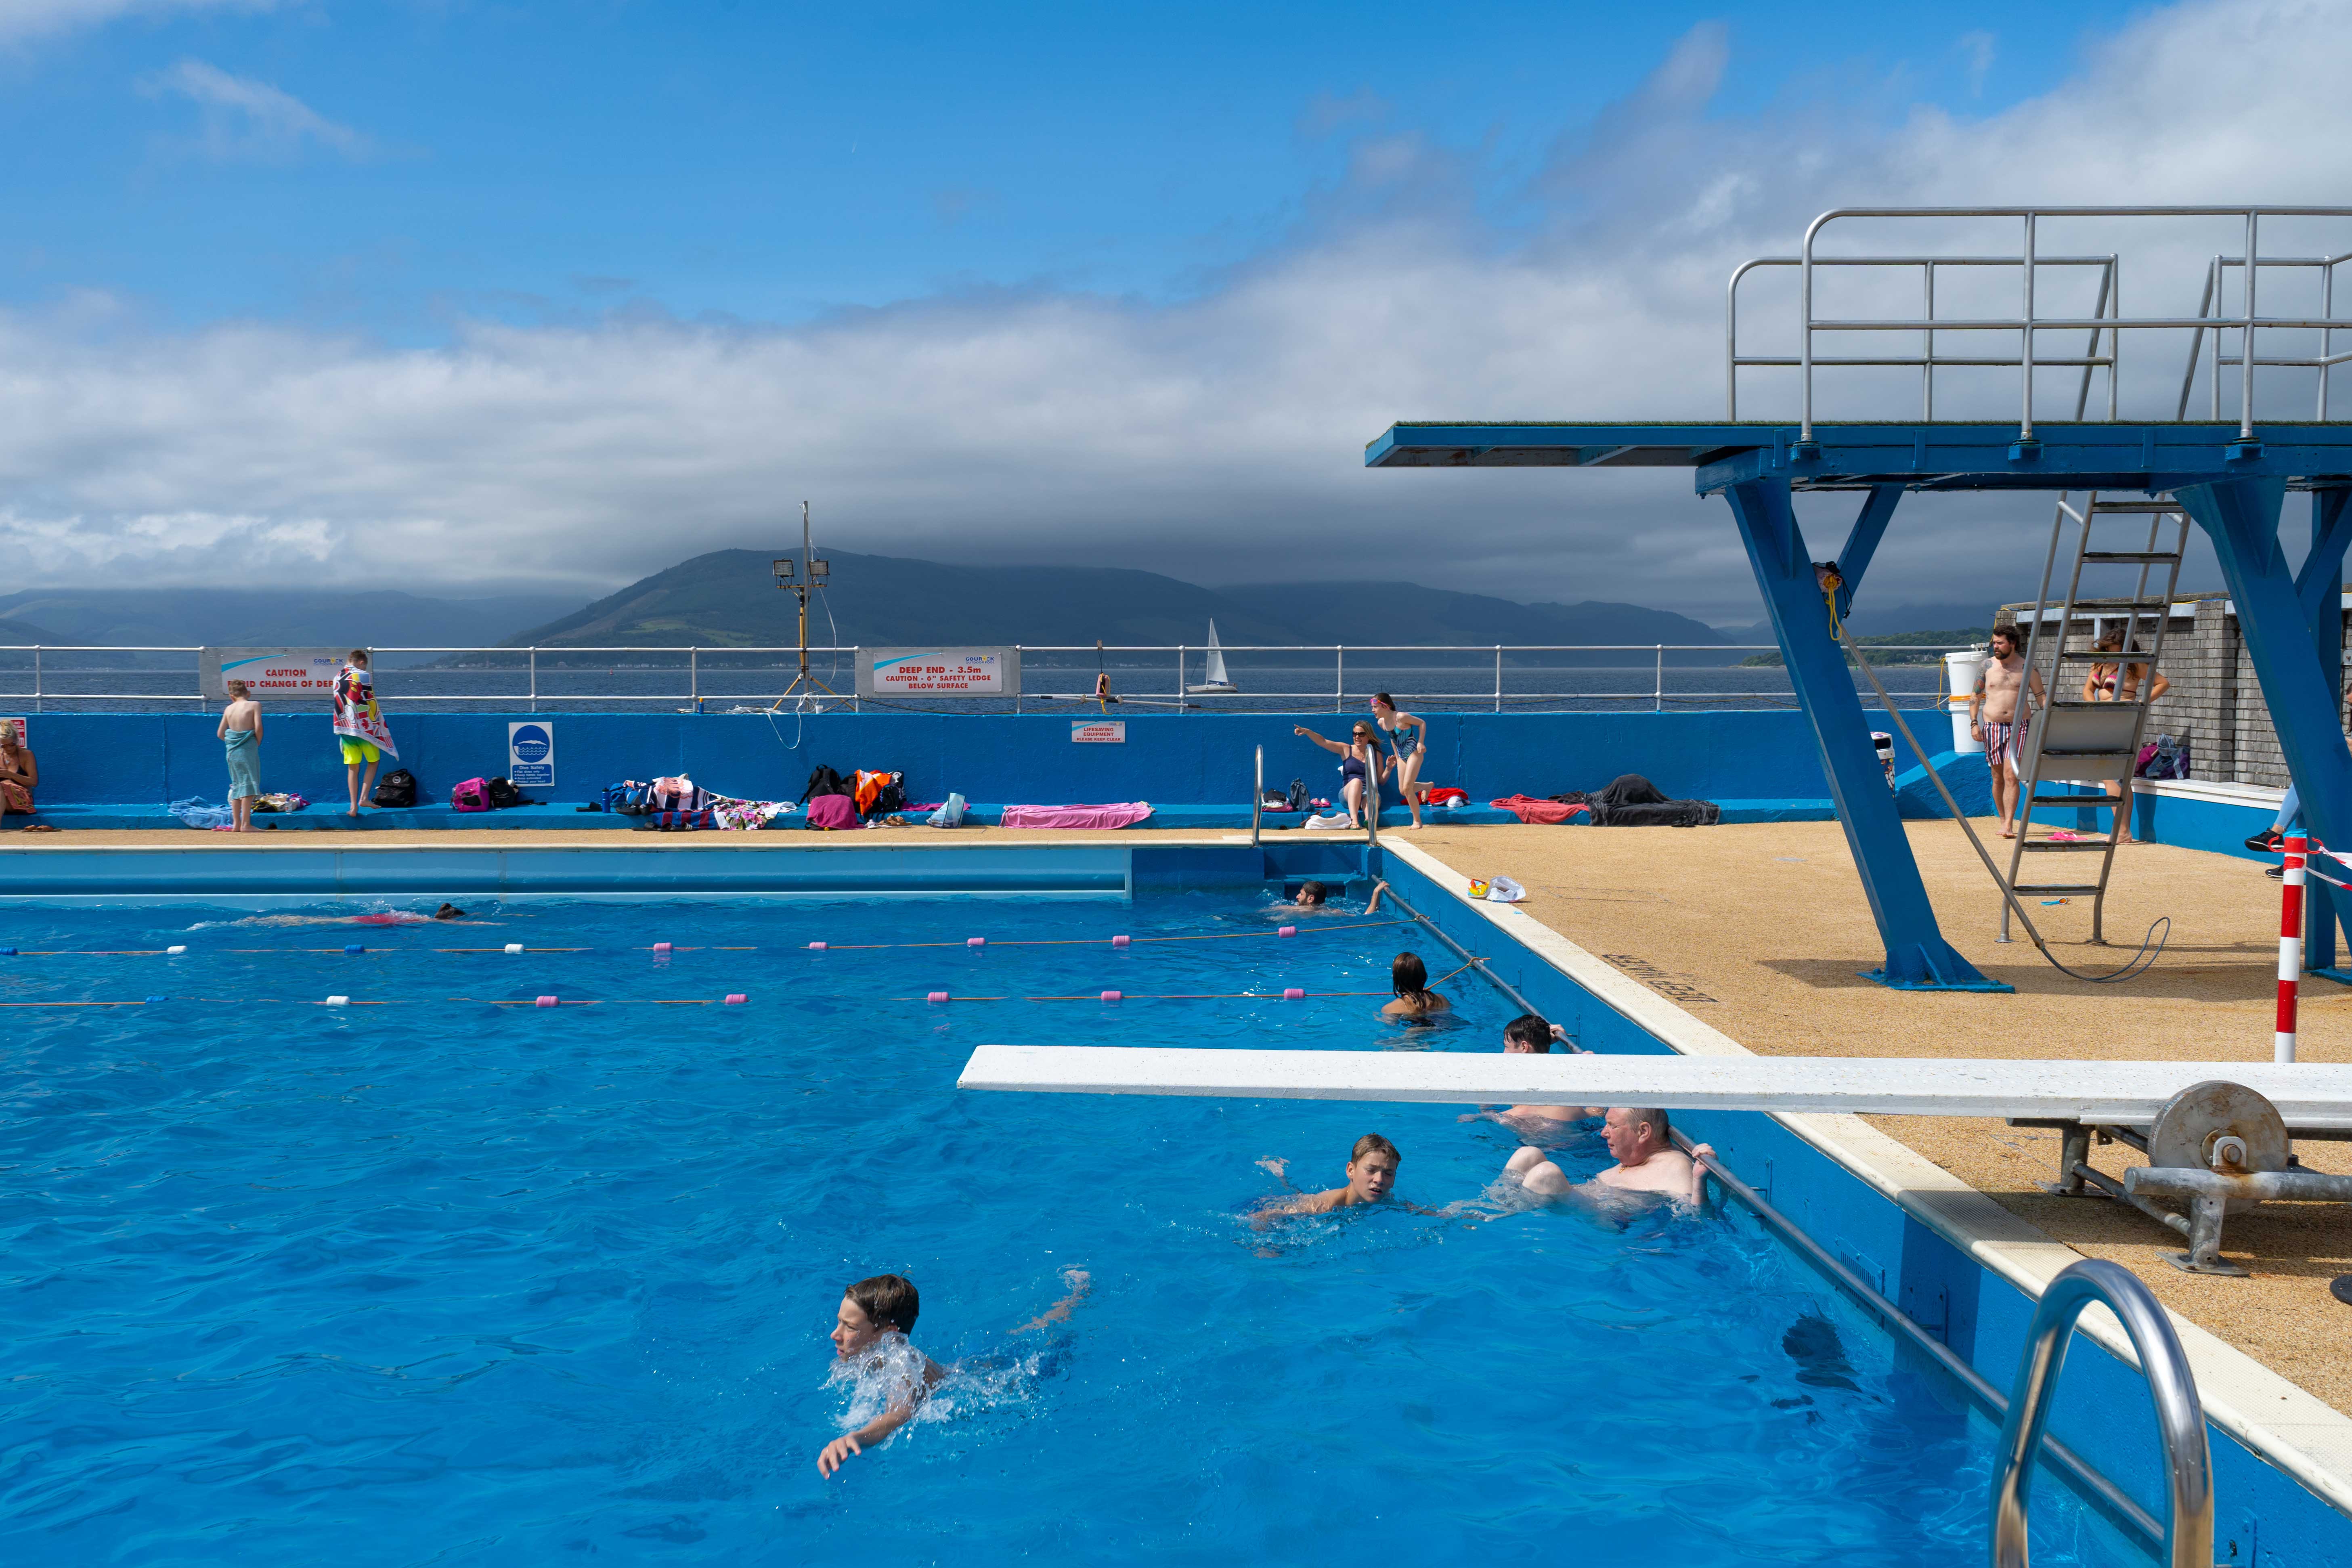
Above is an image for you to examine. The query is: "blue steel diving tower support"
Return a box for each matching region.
[1367,205,2352,994]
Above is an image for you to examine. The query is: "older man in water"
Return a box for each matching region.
[1504,1107,1714,1209]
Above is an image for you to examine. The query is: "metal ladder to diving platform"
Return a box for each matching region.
[2001,493,2191,944]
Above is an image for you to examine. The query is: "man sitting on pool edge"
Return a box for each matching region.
[1504,1107,1716,1210]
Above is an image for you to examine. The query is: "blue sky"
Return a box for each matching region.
[8,1,2142,337]
[0,0,2342,621]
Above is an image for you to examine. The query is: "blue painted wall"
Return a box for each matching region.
[11,708,1929,809]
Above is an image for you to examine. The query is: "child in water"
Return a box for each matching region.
[817,1269,1091,1478]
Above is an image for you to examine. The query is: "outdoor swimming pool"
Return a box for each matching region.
[0,892,2147,1564]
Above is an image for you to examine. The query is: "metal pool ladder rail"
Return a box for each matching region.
[1991,1258,2213,1568]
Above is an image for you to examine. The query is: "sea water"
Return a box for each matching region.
[0,895,2143,1564]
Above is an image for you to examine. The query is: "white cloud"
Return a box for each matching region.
[5,0,2352,622]
[1956,29,1997,96]
[0,0,283,45]
[143,57,370,162]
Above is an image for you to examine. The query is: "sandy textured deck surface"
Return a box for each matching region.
[1404,820,2352,1413]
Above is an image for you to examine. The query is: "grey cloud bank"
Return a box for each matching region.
[4,0,2351,622]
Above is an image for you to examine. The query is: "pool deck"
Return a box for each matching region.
[1387,820,2352,1419]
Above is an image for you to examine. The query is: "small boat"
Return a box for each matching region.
[1186,620,1240,694]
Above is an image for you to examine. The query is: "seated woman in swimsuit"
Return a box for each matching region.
[0,721,34,817]
[2082,629,2170,844]
[1293,722,1385,828]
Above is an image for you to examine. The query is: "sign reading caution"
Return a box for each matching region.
[507,722,555,788]
[856,647,1019,698]
[201,649,345,705]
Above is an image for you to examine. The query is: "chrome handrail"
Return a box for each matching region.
[1990,1258,2212,1568]
[1250,745,1263,848]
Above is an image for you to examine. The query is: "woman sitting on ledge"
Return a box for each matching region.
[0,722,35,817]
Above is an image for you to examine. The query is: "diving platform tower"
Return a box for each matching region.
[1369,206,2352,991]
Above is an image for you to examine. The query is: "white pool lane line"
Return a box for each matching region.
[1373,839,2352,1521]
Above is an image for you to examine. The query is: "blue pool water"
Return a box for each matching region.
[0,893,2146,1565]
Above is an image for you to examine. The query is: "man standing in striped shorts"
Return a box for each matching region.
[1970,625,2045,839]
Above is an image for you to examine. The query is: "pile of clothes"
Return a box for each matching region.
[600,775,798,830]
[1490,773,1721,828]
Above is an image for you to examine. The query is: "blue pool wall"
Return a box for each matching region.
[12,708,1985,818]
[1367,846,2337,1566]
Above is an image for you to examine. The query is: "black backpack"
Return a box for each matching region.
[371,769,417,808]
[1286,777,1310,814]
[799,765,851,804]
[486,777,524,810]
[871,771,907,814]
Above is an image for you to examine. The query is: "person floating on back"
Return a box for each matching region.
[332,649,399,819]
[1504,1107,1715,1210]
[217,679,264,833]
[1381,951,1450,1019]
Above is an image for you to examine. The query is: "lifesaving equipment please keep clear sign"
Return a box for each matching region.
[507,722,555,788]
[855,647,1020,698]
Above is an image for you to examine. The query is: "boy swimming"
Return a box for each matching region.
[1253,1132,1425,1222]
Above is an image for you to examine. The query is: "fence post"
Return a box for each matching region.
[1014,646,1022,715]
[33,647,41,714]
[1335,646,1344,713]
[1654,646,1664,712]
[691,648,700,711]
[529,648,538,713]
[1176,646,1186,711]
[1494,645,1503,713]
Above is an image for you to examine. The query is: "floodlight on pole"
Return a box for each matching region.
[769,500,841,711]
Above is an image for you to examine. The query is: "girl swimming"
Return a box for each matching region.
[1381,951,1451,1019]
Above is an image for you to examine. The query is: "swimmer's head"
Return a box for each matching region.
[1346,1133,1400,1202]
[1391,952,1430,999]
[1370,692,1396,715]
[434,903,465,920]
[1295,880,1328,907]
[1604,1107,1671,1163]
[224,679,250,701]
[1503,1014,1553,1053]
[1350,721,1378,746]
[835,1273,920,1356]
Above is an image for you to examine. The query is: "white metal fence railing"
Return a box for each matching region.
[0,641,1976,714]
[1728,205,2352,438]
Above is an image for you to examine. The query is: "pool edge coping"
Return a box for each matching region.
[1379,836,2352,1522]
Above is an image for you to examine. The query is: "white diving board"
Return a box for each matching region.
[957,1047,2352,1130]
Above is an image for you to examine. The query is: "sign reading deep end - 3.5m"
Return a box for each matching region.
[856,648,1019,698]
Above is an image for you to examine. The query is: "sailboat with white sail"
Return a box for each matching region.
[1186,620,1240,694]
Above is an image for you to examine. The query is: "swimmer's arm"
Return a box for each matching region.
[1014,1269,1090,1333]
[816,1358,945,1476]
[1365,879,1390,914]
[1293,727,1347,756]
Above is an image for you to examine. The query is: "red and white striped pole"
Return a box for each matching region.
[2278,833,2307,1063]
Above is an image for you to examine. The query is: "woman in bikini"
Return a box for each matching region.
[2082,628,2169,844]
[0,720,35,818]
[1380,951,1451,1019]
[1370,693,1429,830]
[1294,721,1384,827]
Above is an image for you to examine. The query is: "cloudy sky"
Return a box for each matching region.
[0,0,2345,623]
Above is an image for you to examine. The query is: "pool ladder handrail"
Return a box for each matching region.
[1990,1257,2212,1568]
[1251,746,1263,848]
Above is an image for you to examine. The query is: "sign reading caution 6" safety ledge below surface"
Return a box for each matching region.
[856,647,1019,698]
[200,649,346,705]
[507,721,555,788]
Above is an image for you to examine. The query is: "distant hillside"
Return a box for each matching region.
[0,589,578,658]
[508,549,1744,664]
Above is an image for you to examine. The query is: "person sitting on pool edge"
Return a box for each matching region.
[1381,951,1449,1019]
[818,1274,945,1477]
[1459,1012,1597,1127]
[1255,1132,1414,1218]
[1503,1107,1716,1210]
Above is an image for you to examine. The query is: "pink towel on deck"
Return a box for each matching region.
[1000,802,1153,830]
[1490,794,1587,825]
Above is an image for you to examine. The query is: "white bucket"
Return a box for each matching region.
[1944,649,1988,754]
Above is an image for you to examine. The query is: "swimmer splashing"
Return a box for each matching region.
[816,1269,1090,1478]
